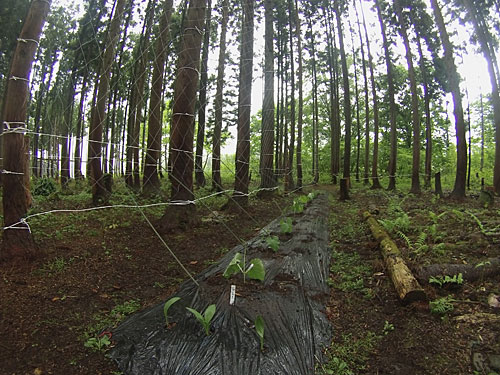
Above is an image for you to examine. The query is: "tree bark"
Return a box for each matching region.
[295,0,303,190]
[364,212,426,303]
[166,0,206,204]
[395,0,420,194]
[354,1,370,185]
[285,0,296,192]
[194,0,212,188]
[360,1,382,189]
[232,0,254,206]
[89,0,127,205]
[375,0,397,190]
[2,0,51,260]
[211,0,229,192]
[335,1,352,198]
[143,0,174,195]
[260,0,276,191]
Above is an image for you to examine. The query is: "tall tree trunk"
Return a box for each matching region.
[194,0,212,188]
[2,0,50,260]
[430,0,466,198]
[325,5,339,184]
[335,1,352,197]
[308,17,319,185]
[480,92,484,173]
[395,0,420,194]
[360,1,381,189]
[165,0,206,206]
[212,0,229,192]
[260,0,276,190]
[461,0,500,194]
[232,0,254,206]
[349,18,361,183]
[354,0,370,185]
[375,0,397,190]
[125,0,153,190]
[295,0,303,190]
[415,31,432,189]
[74,72,88,180]
[143,0,174,194]
[89,0,127,205]
[285,0,296,192]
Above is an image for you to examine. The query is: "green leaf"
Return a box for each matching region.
[223,252,243,279]
[279,217,293,234]
[204,304,216,324]
[163,297,181,326]
[186,307,205,327]
[255,315,265,351]
[266,236,280,252]
[246,258,265,281]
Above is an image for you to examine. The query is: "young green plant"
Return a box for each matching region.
[223,252,265,282]
[255,315,265,351]
[186,304,216,336]
[280,217,293,234]
[266,236,280,252]
[163,296,181,326]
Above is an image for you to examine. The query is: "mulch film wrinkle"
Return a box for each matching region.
[110,194,332,374]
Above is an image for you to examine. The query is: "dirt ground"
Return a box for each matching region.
[1,182,499,374]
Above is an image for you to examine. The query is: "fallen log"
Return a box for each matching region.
[363,211,426,303]
[417,257,500,284]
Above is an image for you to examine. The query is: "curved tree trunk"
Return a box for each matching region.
[461,0,500,195]
[430,0,466,199]
[212,0,229,192]
[2,0,51,260]
[143,0,174,195]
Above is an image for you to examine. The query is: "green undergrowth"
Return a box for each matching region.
[328,250,373,299]
[319,331,381,375]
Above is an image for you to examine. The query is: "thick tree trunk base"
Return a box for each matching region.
[434,172,444,198]
[417,257,500,283]
[158,204,199,233]
[1,228,37,261]
[364,211,426,303]
[339,178,350,200]
[371,177,383,190]
[92,174,113,206]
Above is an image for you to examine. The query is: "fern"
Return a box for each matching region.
[466,211,485,234]
[397,231,412,249]
[429,295,455,315]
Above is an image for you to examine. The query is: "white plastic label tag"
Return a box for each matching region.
[230,285,236,305]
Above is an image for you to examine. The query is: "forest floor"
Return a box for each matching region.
[1,180,499,374]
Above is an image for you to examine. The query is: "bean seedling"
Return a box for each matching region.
[266,236,280,252]
[223,252,265,282]
[255,315,265,351]
[186,304,216,336]
[163,296,181,326]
